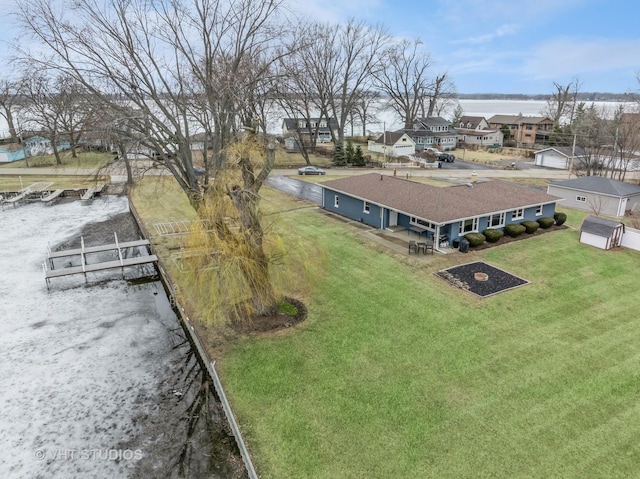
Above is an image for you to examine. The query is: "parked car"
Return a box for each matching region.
[298,165,326,175]
[439,153,455,163]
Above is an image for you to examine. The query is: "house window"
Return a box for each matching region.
[334,195,339,208]
[512,208,524,220]
[536,205,543,216]
[410,217,435,230]
[576,196,586,202]
[459,218,478,235]
[363,202,370,214]
[490,212,505,228]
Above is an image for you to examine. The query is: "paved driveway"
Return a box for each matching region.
[265,175,323,204]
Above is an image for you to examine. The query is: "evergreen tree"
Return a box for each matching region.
[352,145,366,166]
[333,143,347,166]
[345,140,355,164]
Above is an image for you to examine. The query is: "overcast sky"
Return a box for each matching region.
[1,0,638,95]
[285,0,640,95]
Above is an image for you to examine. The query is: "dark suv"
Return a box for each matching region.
[439,153,455,163]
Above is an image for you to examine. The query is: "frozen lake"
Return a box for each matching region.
[0,197,243,478]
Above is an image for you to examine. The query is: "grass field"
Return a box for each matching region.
[0,175,109,192]
[217,197,640,478]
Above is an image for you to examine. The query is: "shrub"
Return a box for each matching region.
[521,221,540,234]
[554,212,567,226]
[537,217,556,229]
[483,228,504,243]
[464,232,486,247]
[504,224,526,237]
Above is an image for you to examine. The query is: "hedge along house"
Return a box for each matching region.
[320,173,560,249]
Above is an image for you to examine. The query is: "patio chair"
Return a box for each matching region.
[408,240,417,254]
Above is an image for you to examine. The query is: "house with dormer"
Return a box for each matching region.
[367,131,416,158]
[402,116,458,152]
[454,115,503,148]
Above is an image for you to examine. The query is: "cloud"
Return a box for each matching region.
[452,24,519,45]
[521,37,640,80]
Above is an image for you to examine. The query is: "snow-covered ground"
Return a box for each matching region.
[0,197,232,478]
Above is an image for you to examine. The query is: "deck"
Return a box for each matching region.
[44,232,158,288]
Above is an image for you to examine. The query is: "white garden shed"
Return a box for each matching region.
[579,216,625,250]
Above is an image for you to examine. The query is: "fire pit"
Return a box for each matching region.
[435,261,530,297]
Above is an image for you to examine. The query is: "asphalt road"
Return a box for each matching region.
[265,175,322,204]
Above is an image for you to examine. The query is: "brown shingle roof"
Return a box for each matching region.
[321,173,559,223]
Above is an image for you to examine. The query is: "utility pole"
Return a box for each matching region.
[568,132,577,179]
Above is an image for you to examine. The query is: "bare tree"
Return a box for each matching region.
[350,89,381,137]
[21,74,66,164]
[312,19,390,145]
[543,78,581,128]
[0,78,24,143]
[272,23,330,164]
[17,0,291,318]
[572,103,611,177]
[424,72,457,118]
[374,39,432,129]
[604,106,640,181]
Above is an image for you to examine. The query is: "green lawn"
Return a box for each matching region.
[219,201,640,478]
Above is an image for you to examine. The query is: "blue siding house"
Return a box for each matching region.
[321,173,560,248]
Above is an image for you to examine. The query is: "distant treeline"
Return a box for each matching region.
[458,92,636,101]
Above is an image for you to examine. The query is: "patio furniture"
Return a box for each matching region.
[408,240,418,254]
[417,239,434,255]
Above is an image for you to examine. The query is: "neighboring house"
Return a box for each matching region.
[580,215,625,250]
[23,136,71,157]
[547,176,640,217]
[488,115,553,148]
[320,173,559,246]
[403,117,458,151]
[0,143,26,163]
[188,132,213,151]
[282,118,340,150]
[457,116,490,130]
[454,115,503,147]
[367,131,416,158]
[534,146,587,170]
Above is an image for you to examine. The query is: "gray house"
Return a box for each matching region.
[321,173,559,247]
[547,177,640,217]
[403,117,458,152]
[282,117,340,150]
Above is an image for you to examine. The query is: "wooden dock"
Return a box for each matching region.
[81,185,104,201]
[41,189,65,204]
[43,232,158,289]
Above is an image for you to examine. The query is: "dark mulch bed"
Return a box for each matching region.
[435,261,529,297]
[231,297,308,333]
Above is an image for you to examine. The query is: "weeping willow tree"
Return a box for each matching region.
[176,135,308,324]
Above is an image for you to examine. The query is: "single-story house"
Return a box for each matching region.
[547,176,640,217]
[580,215,624,250]
[534,146,587,170]
[367,131,416,158]
[320,173,560,247]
